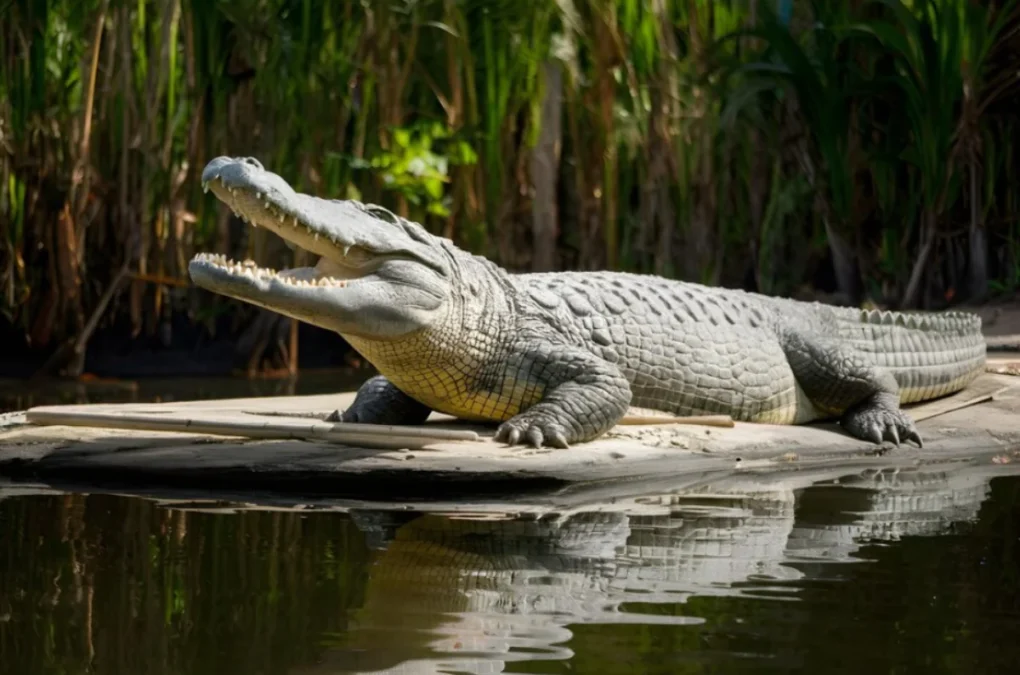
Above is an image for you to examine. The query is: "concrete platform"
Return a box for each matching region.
[1,358,1020,500]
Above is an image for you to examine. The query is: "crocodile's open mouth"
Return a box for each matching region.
[188,157,382,294]
[189,253,356,291]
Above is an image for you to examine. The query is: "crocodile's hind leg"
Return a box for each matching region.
[779,328,923,447]
[327,375,433,425]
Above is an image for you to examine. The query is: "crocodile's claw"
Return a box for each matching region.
[495,413,571,449]
[840,392,923,448]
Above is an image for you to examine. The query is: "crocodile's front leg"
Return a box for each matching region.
[326,375,433,425]
[492,343,632,449]
[780,327,923,447]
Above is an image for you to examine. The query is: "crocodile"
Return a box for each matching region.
[188,156,987,449]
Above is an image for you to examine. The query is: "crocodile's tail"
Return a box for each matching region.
[837,308,987,404]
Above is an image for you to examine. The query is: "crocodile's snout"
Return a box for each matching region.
[201,156,296,201]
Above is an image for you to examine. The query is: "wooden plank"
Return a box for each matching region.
[25,407,481,450]
[618,409,736,427]
[22,394,735,427]
[22,397,739,450]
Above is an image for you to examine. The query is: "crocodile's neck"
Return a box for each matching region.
[343,250,528,420]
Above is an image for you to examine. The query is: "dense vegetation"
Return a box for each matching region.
[2,0,1019,374]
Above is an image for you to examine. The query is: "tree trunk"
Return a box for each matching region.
[795,129,860,305]
[530,61,563,272]
[650,0,679,276]
[967,160,988,302]
[747,129,768,292]
[823,219,859,305]
[901,208,936,309]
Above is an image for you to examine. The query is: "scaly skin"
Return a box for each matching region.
[189,157,987,449]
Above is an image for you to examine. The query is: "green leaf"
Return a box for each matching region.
[393,128,411,149]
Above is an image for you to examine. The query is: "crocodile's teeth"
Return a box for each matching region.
[293,216,299,226]
[313,233,318,241]
[278,213,284,223]
[201,181,209,194]
[343,245,351,257]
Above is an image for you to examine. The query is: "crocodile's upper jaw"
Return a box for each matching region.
[188,157,452,340]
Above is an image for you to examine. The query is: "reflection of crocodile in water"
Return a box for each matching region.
[310,468,994,674]
[190,157,986,449]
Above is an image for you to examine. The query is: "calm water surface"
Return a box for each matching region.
[3,471,1020,674]
[2,380,1020,673]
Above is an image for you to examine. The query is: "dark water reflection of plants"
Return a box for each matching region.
[2,470,1020,675]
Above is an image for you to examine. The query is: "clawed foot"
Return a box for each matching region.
[495,412,572,449]
[841,392,923,448]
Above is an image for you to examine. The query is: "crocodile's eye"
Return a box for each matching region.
[365,204,399,224]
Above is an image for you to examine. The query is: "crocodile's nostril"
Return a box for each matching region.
[242,157,263,170]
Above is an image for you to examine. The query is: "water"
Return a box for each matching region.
[0,370,368,413]
[2,468,1020,674]
[2,380,1020,674]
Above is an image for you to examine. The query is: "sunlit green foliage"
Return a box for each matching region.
[0,0,1018,366]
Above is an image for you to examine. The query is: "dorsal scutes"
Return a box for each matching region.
[857,307,981,333]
